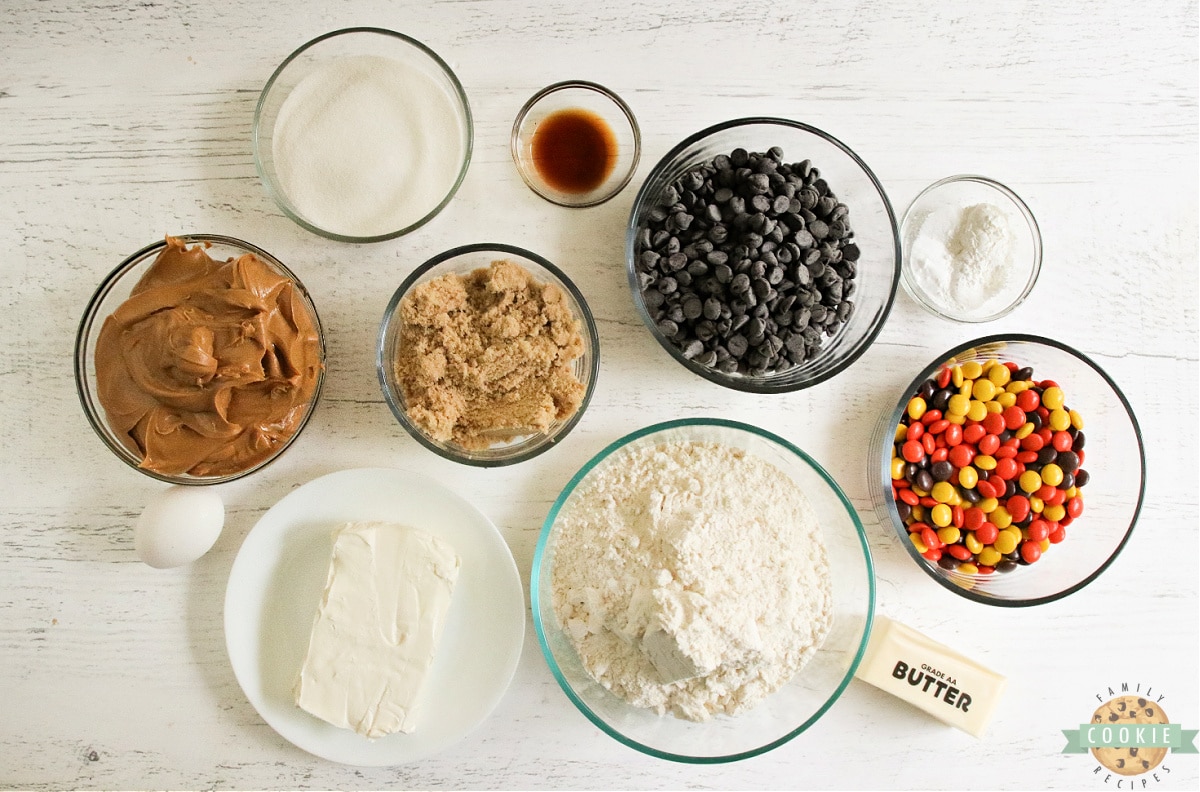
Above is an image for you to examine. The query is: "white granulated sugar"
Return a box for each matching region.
[908,201,1019,315]
[551,440,833,722]
[271,54,465,238]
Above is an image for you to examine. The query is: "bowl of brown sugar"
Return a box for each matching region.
[378,243,599,466]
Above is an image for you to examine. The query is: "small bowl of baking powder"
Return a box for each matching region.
[254,28,473,242]
[900,175,1042,323]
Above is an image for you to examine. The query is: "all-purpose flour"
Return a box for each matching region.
[271,54,466,238]
[550,440,833,721]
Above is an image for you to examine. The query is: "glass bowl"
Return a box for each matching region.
[867,334,1145,606]
[253,27,473,242]
[377,243,599,467]
[74,234,326,485]
[625,117,900,394]
[532,418,875,762]
[900,175,1042,323]
[511,80,641,208]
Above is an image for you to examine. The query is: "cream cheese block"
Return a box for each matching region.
[294,521,461,738]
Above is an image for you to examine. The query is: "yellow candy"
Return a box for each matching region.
[931,504,953,527]
[959,381,974,398]
[951,365,964,388]
[946,412,966,425]
[978,497,999,514]
[978,547,1002,567]
[972,378,997,402]
[1014,421,1035,439]
[958,563,980,575]
[990,506,1013,529]
[910,532,928,553]
[987,363,1011,386]
[938,526,961,545]
[966,399,988,422]
[985,400,1004,414]
[996,391,1017,408]
[965,532,984,554]
[1019,470,1042,493]
[908,396,928,420]
[911,485,929,497]
[931,481,957,503]
[891,457,906,480]
[1043,503,1067,522]
[1070,409,1085,430]
[1065,486,1079,499]
[894,424,907,442]
[1049,408,1071,431]
[948,393,971,416]
[974,454,997,471]
[1041,463,1064,487]
[1042,385,1065,410]
[1029,496,1044,513]
[1006,379,1028,393]
[961,360,983,380]
[1039,538,1051,552]
[958,466,978,488]
[993,530,1018,555]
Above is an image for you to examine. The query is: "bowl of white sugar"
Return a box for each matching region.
[900,175,1042,323]
[254,28,473,242]
[531,418,876,762]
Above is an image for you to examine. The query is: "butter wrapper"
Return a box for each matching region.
[854,615,1006,737]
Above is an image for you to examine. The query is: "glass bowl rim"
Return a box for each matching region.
[530,416,877,763]
[509,79,642,208]
[252,26,475,243]
[73,233,327,486]
[877,332,1146,606]
[624,116,901,394]
[899,174,1044,323]
[376,242,601,468]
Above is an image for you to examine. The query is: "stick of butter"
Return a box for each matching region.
[854,615,1006,737]
[294,521,461,739]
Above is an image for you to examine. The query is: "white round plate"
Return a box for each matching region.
[224,467,525,766]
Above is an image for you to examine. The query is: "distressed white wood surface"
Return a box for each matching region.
[1,0,1197,789]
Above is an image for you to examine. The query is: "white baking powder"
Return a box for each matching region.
[271,54,466,238]
[907,201,1019,316]
[550,440,833,722]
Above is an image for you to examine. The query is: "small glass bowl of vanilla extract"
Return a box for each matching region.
[511,80,641,208]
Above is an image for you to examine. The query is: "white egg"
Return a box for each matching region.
[135,486,225,569]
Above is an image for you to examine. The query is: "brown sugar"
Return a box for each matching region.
[394,259,587,450]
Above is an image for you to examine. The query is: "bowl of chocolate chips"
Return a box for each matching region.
[626,117,901,393]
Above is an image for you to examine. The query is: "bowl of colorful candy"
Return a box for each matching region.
[868,334,1145,606]
[532,418,875,762]
[625,117,901,394]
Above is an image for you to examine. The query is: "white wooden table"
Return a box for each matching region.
[2,1,1197,789]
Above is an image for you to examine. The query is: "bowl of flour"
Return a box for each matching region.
[531,418,875,762]
[900,175,1042,323]
[254,28,472,242]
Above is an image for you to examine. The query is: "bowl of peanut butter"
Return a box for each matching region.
[75,234,326,484]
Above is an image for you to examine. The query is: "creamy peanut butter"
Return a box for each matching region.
[95,236,323,477]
